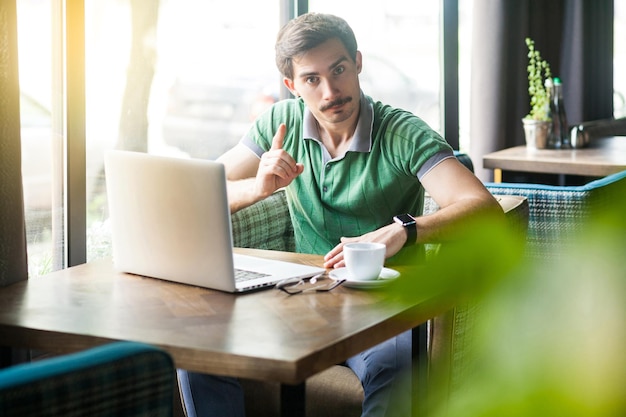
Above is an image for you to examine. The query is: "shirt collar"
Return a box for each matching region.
[302,91,374,152]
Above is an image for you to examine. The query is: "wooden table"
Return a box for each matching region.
[0,248,452,417]
[483,136,626,182]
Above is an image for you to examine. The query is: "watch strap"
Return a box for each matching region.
[394,214,417,247]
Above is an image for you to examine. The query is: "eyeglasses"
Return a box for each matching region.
[275,273,345,295]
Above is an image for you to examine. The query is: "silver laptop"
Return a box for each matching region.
[104,150,324,293]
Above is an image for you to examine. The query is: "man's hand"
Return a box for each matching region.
[255,124,304,198]
[323,222,408,269]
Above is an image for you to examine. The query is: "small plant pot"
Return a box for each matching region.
[522,118,551,149]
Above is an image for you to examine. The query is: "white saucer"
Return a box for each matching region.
[329,267,400,289]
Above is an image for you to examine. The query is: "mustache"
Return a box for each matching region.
[319,96,352,112]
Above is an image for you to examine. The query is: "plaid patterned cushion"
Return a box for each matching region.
[231,190,296,251]
[0,342,174,417]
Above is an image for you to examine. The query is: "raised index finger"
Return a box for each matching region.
[271,124,287,150]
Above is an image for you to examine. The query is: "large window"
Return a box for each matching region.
[15,0,462,274]
[85,0,281,262]
[17,0,281,274]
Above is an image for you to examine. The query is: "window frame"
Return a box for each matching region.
[66,0,87,267]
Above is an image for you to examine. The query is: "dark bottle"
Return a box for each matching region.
[553,78,570,148]
[545,78,561,148]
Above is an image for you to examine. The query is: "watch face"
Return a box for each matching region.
[395,214,415,225]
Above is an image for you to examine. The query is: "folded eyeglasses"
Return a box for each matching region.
[275,273,345,295]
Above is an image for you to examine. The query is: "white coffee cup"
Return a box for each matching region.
[343,242,386,281]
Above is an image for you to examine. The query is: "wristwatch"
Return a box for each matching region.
[393,214,417,247]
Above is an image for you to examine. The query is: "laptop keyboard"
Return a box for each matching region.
[234,268,270,282]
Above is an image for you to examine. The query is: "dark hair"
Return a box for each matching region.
[275,13,358,79]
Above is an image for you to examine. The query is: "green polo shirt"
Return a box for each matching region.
[242,92,453,256]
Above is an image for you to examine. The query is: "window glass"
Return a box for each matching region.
[615,1,625,118]
[17,0,63,277]
[85,0,280,261]
[307,0,442,132]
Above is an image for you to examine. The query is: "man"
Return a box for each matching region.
[178,12,502,417]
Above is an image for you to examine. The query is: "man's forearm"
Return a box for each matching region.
[415,195,503,244]
[226,178,264,214]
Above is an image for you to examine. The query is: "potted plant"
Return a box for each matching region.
[522,38,552,149]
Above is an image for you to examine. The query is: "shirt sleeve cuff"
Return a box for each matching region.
[240,135,265,158]
[417,150,455,180]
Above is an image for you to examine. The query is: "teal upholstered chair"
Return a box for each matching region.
[427,165,626,409]
[427,169,626,411]
[485,169,626,260]
[0,342,176,417]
